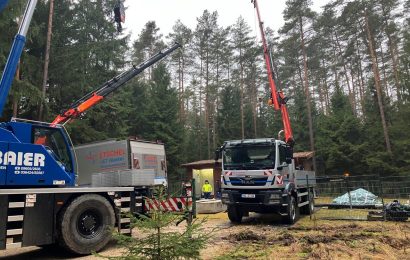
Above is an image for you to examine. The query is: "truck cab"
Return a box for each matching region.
[220,138,292,189]
[217,138,315,224]
[0,119,76,187]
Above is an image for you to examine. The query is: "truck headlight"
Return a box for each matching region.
[221,193,230,203]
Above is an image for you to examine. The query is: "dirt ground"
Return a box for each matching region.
[0,212,409,260]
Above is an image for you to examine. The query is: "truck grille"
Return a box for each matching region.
[228,177,269,186]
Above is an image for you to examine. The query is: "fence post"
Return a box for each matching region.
[191,178,196,218]
[346,176,352,210]
[306,174,312,220]
[378,174,386,221]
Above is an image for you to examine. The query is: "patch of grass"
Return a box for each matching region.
[215,243,272,260]
[313,208,369,220]
[276,232,296,246]
[227,230,265,242]
[347,240,358,248]
[202,212,410,259]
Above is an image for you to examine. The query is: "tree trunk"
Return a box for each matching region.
[252,72,257,138]
[182,55,185,120]
[38,0,54,120]
[206,47,212,159]
[349,64,357,116]
[178,56,184,121]
[213,54,220,150]
[240,49,245,139]
[380,2,401,102]
[317,81,325,114]
[299,16,316,170]
[12,64,20,118]
[355,33,366,116]
[321,59,330,113]
[334,32,355,114]
[199,57,203,159]
[379,43,391,99]
[331,38,340,90]
[364,11,392,154]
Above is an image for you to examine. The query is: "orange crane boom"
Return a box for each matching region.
[51,43,181,125]
[252,0,294,145]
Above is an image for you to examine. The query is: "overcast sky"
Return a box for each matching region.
[124,0,330,42]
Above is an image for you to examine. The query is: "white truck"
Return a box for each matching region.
[216,138,315,224]
[75,139,167,187]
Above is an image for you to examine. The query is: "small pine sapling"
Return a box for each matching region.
[104,186,211,260]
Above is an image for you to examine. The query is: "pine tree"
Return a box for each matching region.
[231,16,254,140]
[316,88,367,175]
[193,10,219,159]
[47,0,129,143]
[138,64,184,180]
[217,84,242,143]
[281,0,317,169]
[168,20,193,123]
[108,187,210,260]
[0,0,44,120]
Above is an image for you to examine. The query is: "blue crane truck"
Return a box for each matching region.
[0,0,181,254]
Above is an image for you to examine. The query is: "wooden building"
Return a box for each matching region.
[180,159,221,198]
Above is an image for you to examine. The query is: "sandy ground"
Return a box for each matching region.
[0,211,409,260]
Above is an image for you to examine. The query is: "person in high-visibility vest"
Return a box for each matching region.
[202,180,213,199]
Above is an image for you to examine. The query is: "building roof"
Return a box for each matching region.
[293,151,314,159]
[181,159,221,167]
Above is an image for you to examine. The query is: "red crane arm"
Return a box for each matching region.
[51,93,103,125]
[50,42,181,126]
[252,0,294,145]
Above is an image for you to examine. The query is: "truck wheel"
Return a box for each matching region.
[58,194,115,255]
[227,205,243,223]
[282,196,299,224]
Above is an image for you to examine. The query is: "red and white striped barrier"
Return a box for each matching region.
[144,197,192,212]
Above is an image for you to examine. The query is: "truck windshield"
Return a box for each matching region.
[33,126,73,173]
[223,145,275,170]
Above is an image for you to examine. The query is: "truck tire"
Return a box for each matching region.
[227,205,243,223]
[282,196,299,224]
[300,192,314,215]
[58,194,115,255]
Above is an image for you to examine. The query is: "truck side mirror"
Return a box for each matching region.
[285,146,293,164]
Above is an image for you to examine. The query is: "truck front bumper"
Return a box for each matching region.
[221,189,287,212]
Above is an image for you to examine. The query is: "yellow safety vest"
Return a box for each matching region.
[202,183,212,193]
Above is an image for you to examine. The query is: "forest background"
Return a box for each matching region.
[1,0,409,183]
